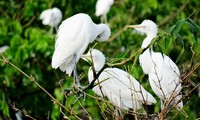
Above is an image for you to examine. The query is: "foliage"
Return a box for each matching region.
[0,0,199,119]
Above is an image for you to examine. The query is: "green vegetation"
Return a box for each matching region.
[0,0,199,119]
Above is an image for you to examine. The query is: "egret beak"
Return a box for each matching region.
[81,54,91,62]
[125,25,145,29]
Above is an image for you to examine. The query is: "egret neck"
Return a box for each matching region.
[141,33,157,49]
[92,54,105,72]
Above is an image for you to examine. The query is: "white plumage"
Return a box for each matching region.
[95,0,114,23]
[40,7,62,30]
[52,13,111,76]
[82,49,157,110]
[130,20,183,109]
[0,45,9,53]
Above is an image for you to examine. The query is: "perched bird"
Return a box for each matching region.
[51,13,111,85]
[81,49,157,110]
[127,20,183,109]
[95,0,114,23]
[40,7,62,33]
[0,45,9,53]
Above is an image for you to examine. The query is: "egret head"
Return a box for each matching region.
[96,24,111,41]
[81,49,105,71]
[51,7,62,27]
[52,7,60,12]
[52,7,62,18]
[126,20,158,48]
[0,45,9,53]
[40,9,52,25]
[128,20,158,37]
[40,8,62,28]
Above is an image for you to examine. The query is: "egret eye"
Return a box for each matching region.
[97,34,101,38]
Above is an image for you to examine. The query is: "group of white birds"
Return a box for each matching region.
[39,0,183,114]
[39,0,114,30]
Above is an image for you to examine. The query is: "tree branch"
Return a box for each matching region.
[0,53,82,120]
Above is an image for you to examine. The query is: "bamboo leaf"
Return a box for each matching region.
[176,35,185,63]
[186,18,200,45]
[172,18,186,39]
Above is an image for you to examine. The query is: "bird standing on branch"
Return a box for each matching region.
[81,49,157,110]
[52,13,111,85]
[127,20,183,110]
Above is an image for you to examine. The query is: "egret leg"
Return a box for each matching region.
[100,16,104,23]
[55,25,59,33]
[49,26,54,35]
[160,99,164,109]
[101,15,107,23]
[73,64,80,86]
[104,14,107,24]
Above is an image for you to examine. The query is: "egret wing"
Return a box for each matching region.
[161,55,181,95]
[52,15,90,75]
[98,68,157,105]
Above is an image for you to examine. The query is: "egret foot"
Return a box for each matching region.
[64,84,86,104]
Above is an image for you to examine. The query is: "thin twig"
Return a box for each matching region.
[108,26,128,42]
[109,34,166,67]
[23,16,36,28]
[0,54,82,120]
[5,102,37,120]
[183,62,200,80]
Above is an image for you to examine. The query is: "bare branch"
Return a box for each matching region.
[0,53,82,120]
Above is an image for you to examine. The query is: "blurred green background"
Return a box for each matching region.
[0,0,199,119]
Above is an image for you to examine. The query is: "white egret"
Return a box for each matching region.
[81,49,157,110]
[127,20,183,109]
[95,0,114,23]
[51,13,111,85]
[40,7,62,33]
[0,45,9,53]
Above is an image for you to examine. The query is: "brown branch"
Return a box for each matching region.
[108,5,135,42]
[182,62,200,80]
[0,53,82,120]
[109,48,142,67]
[6,102,37,120]
[108,26,128,42]
[0,8,9,17]
[23,16,36,28]
[108,34,166,67]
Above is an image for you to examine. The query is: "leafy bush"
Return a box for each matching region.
[0,0,199,119]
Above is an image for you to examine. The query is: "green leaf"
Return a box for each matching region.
[0,92,10,117]
[187,18,200,32]
[164,34,171,52]
[10,35,22,47]
[186,18,200,45]
[175,35,185,63]
[10,21,22,34]
[168,25,176,34]
[172,19,186,39]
